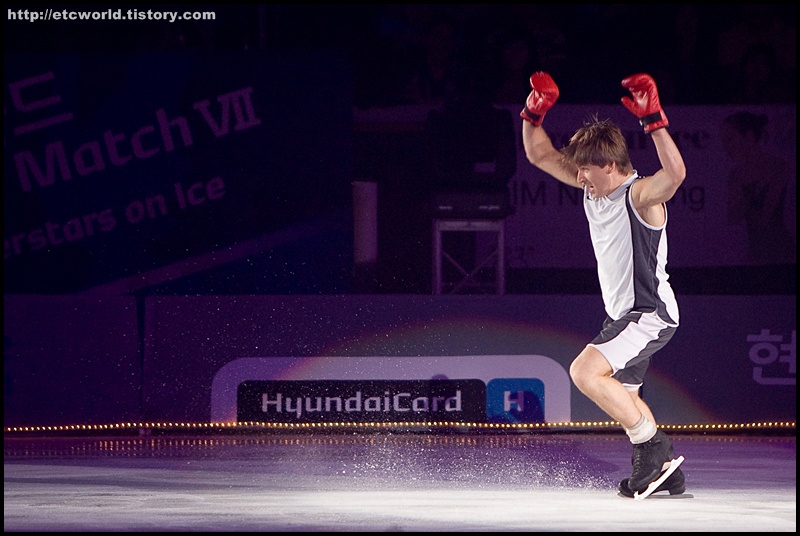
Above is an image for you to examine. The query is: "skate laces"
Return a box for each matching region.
[631,443,648,472]
[631,432,667,473]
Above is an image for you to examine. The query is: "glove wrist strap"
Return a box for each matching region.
[639,111,664,128]
[639,110,668,133]
[522,109,544,126]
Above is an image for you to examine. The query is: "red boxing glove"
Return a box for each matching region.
[520,72,559,126]
[620,73,669,133]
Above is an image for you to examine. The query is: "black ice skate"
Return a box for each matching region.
[618,467,686,498]
[628,429,675,492]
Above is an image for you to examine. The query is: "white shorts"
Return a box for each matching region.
[587,310,677,392]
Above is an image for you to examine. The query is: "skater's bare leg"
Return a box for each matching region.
[571,344,680,493]
[570,345,650,429]
[631,391,656,424]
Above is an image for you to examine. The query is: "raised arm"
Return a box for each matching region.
[621,74,686,209]
[520,72,580,188]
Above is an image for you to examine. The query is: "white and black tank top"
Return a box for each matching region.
[583,173,679,325]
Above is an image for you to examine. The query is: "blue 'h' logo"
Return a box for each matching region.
[486,378,545,423]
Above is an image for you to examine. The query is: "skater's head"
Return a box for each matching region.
[561,116,634,176]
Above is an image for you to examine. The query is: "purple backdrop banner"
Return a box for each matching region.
[4,294,795,427]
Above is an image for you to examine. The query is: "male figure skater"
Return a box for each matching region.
[520,72,687,497]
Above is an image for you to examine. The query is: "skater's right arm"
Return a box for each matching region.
[521,72,580,189]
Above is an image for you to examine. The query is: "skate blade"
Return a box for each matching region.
[633,455,685,501]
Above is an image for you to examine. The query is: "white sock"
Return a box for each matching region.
[625,415,657,444]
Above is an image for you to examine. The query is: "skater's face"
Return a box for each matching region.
[577,163,613,199]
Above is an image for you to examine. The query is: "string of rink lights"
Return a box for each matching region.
[4,420,796,435]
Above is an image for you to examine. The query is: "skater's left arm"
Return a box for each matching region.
[621,74,686,212]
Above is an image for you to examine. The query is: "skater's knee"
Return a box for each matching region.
[569,359,587,390]
[570,347,610,391]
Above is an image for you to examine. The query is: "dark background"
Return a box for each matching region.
[4,5,795,429]
[7,4,795,106]
[5,4,796,296]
